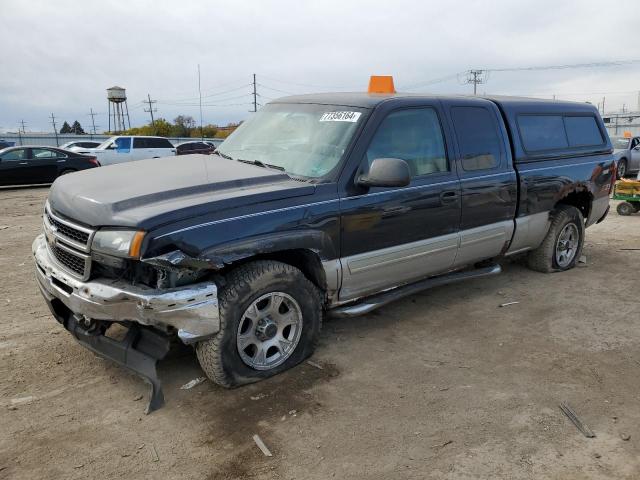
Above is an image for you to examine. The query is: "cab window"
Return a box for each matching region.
[133,138,148,149]
[1,149,27,160]
[115,137,132,152]
[451,106,503,171]
[32,148,60,159]
[366,108,448,177]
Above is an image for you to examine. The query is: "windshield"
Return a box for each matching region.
[97,136,118,149]
[610,137,630,149]
[216,103,367,178]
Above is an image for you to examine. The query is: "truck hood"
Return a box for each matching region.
[48,154,315,229]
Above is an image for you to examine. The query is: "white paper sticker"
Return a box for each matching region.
[319,111,361,123]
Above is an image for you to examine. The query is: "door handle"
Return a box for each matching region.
[57,159,66,163]
[19,162,28,165]
[440,190,459,204]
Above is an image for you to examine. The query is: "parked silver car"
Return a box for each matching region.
[610,136,640,178]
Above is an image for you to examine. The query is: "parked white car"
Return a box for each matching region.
[73,136,176,165]
[60,140,102,150]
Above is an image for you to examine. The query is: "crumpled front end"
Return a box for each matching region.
[32,234,220,343]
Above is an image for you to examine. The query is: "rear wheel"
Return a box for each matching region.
[617,159,627,179]
[527,205,585,273]
[617,201,635,216]
[633,202,640,213]
[196,260,322,387]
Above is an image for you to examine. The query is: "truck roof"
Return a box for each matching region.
[274,92,598,114]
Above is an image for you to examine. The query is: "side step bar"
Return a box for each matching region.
[331,263,502,318]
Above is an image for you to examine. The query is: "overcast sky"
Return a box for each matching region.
[2,0,640,133]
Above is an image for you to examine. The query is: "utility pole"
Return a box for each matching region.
[466,70,484,95]
[198,64,204,140]
[18,120,26,145]
[143,94,157,133]
[88,108,98,137]
[49,113,59,146]
[252,73,257,112]
[602,96,605,115]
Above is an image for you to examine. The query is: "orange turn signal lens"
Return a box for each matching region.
[128,231,146,258]
[368,75,396,94]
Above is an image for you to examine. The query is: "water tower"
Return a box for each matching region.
[107,86,131,133]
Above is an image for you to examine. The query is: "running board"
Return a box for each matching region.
[330,263,502,318]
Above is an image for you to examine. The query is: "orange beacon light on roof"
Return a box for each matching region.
[368,76,396,94]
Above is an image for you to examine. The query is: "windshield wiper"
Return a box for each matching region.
[237,158,286,172]
[213,150,234,161]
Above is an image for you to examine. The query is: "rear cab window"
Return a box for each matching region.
[517,114,605,153]
[148,138,174,149]
[450,106,504,171]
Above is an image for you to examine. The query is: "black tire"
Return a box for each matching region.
[59,169,76,176]
[617,201,635,216]
[617,159,627,179]
[527,205,585,273]
[633,202,640,213]
[196,260,322,388]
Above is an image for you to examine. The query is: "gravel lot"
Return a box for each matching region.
[1,186,639,480]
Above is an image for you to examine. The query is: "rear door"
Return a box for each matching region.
[132,137,149,160]
[148,137,176,157]
[445,100,518,267]
[30,148,61,182]
[339,102,462,301]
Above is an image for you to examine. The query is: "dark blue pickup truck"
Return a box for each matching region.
[33,84,615,410]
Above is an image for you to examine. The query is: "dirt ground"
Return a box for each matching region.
[1,186,639,480]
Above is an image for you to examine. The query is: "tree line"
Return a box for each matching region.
[57,116,239,138]
[124,115,238,139]
[59,120,85,134]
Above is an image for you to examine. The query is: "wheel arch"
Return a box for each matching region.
[555,188,593,221]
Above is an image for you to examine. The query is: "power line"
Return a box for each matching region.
[158,84,252,103]
[257,74,356,90]
[405,60,640,93]
[257,84,296,95]
[49,113,59,146]
[487,59,640,73]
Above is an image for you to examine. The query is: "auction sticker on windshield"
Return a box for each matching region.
[319,111,362,122]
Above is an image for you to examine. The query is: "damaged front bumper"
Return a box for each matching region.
[32,234,220,343]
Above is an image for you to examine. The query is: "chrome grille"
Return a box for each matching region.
[43,201,95,280]
[51,244,87,276]
[46,211,90,245]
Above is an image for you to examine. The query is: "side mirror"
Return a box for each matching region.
[633,145,640,151]
[357,158,411,188]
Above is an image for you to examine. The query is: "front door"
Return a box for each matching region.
[630,137,640,172]
[339,104,461,301]
[0,148,29,186]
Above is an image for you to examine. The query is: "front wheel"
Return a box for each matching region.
[527,205,585,273]
[196,260,322,387]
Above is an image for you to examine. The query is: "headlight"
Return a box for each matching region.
[91,229,146,258]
